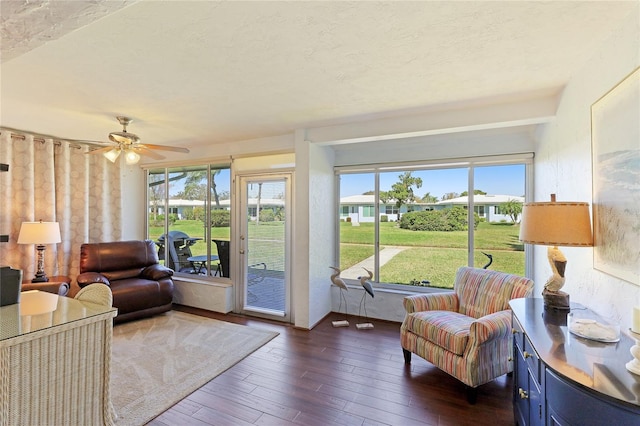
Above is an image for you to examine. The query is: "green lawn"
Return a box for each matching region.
[340,221,524,288]
[151,220,524,288]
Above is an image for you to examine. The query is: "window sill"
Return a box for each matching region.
[173,275,232,288]
[342,279,451,295]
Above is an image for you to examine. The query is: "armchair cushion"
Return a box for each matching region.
[404,310,473,355]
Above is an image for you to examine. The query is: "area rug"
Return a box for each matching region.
[110,311,279,426]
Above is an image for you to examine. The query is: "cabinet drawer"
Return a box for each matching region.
[523,334,540,383]
[546,369,640,426]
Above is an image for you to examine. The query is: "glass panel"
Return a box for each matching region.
[245,180,286,313]
[147,168,167,266]
[473,164,525,275]
[147,165,231,278]
[338,173,375,281]
[210,167,232,277]
[379,168,469,289]
[165,166,207,274]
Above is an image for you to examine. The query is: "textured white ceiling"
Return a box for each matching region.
[0,1,637,150]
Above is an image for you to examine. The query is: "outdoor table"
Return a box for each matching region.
[187,254,220,275]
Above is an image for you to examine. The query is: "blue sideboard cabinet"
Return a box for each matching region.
[510,298,640,426]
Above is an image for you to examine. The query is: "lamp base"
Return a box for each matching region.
[543,288,570,311]
[31,275,49,283]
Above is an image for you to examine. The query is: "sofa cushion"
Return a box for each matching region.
[404,310,475,356]
[103,268,145,281]
[110,278,170,315]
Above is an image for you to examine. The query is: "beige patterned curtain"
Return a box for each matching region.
[0,131,122,280]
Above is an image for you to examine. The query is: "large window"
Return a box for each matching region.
[337,157,528,289]
[147,164,231,278]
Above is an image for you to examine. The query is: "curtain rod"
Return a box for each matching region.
[0,126,106,149]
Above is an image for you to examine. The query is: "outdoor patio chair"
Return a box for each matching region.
[161,231,200,273]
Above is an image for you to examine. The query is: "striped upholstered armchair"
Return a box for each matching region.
[400,266,534,403]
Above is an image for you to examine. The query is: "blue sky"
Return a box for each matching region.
[340,164,525,200]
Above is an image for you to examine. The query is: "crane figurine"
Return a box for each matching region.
[329,266,350,327]
[357,268,375,330]
[481,252,493,269]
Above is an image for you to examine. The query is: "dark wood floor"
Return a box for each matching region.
[148,307,514,426]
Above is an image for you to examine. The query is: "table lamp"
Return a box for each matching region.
[17,221,61,283]
[519,194,593,310]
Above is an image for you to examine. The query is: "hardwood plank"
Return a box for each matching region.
[150,306,514,426]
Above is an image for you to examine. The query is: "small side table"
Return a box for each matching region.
[22,276,70,296]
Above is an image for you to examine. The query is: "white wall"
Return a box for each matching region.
[293,134,336,329]
[120,163,145,240]
[535,10,640,327]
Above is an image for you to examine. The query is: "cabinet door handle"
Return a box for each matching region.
[519,388,529,399]
[523,351,532,359]
[512,328,518,335]
[507,357,513,362]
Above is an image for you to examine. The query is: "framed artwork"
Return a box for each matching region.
[591,67,640,286]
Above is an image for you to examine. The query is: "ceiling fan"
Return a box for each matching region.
[87,116,190,164]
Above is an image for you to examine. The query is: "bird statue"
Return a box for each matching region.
[481,252,493,269]
[542,246,570,310]
[544,247,567,292]
[359,268,374,298]
[330,266,349,326]
[357,268,375,329]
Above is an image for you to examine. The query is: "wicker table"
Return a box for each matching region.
[0,291,117,426]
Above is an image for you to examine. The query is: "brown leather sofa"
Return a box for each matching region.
[76,240,174,323]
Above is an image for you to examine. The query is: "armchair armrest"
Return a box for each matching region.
[141,264,174,280]
[403,292,458,314]
[77,272,110,288]
[469,310,512,345]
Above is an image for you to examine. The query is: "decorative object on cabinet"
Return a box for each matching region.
[401,266,534,404]
[17,221,61,283]
[567,311,619,342]
[626,329,640,375]
[591,67,640,286]
[519,194,593,310]
[511,298,640,426]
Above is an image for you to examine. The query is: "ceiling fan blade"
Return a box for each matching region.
[140,143,190,154]
[85,146,116,155]
[134,146,166,160]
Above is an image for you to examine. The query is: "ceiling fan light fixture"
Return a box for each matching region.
[124,149,141,165]
[103,148,121,162]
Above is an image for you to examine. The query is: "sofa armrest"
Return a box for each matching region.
[403,292,458,314]
[77,272,110,288]
[141,264,174,281]
[469,310,512,345]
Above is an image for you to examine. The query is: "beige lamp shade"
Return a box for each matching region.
[519,201,593,247]
[17,221,62,245]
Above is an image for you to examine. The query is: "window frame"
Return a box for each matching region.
[145,163,232,281]
[335,153,533,292]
